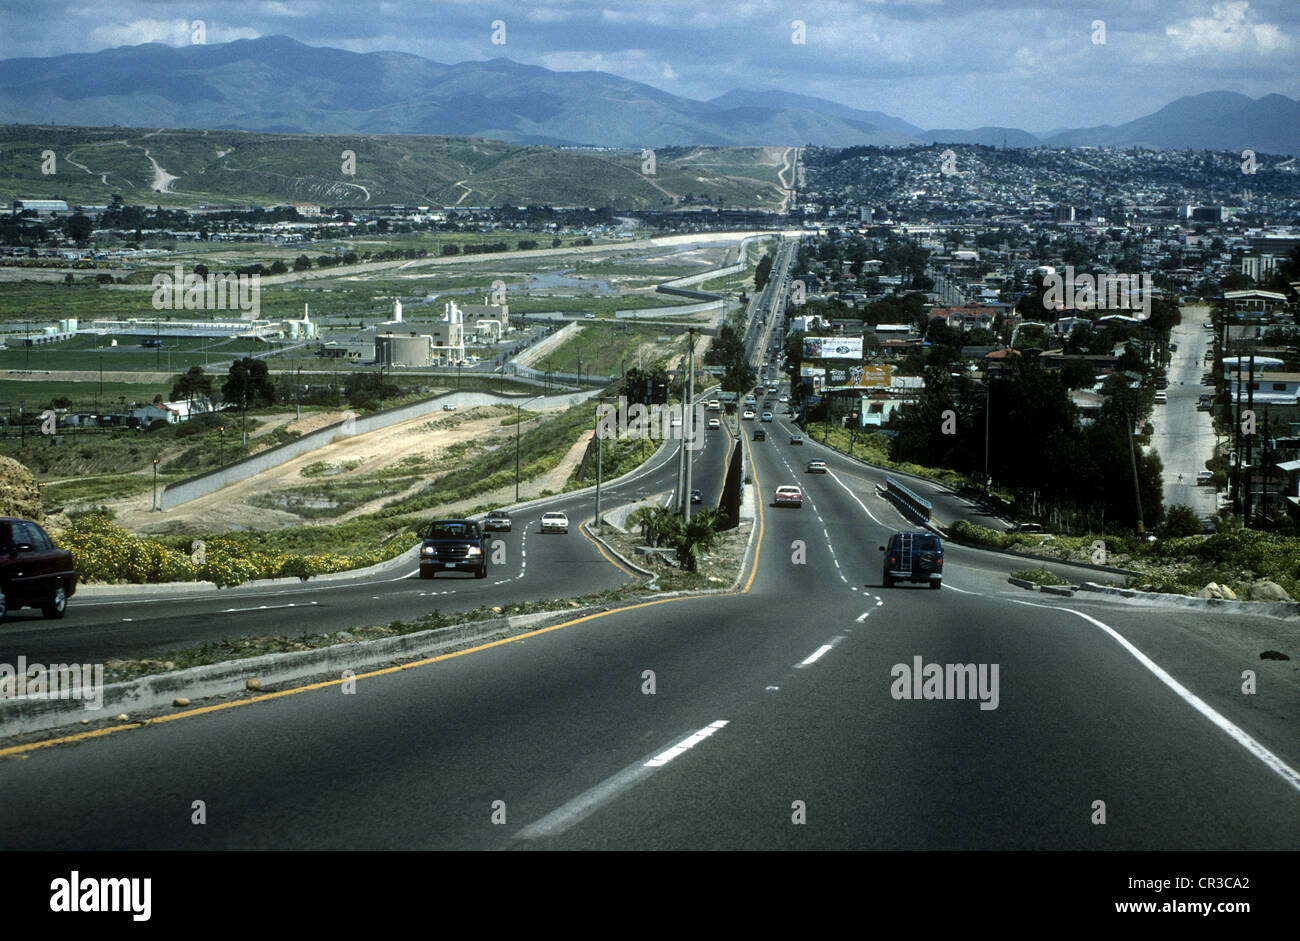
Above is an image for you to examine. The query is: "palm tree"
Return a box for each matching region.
[673,508,721,572]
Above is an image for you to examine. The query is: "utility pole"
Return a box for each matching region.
[595,402,604,528]
[1245,353,1255,527]
[515,403,522,503]
[1125,409,1145,535]
[682,328,696,521]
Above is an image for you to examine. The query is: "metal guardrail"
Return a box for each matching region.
[884,476,932,522]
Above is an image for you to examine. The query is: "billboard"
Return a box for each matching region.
[802,336,863,360]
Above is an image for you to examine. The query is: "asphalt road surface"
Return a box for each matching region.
[1,414,1296,850]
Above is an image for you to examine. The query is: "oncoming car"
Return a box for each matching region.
[420,519,487,579]
[484,510,512,532]
[773,485,803,507]
[742,409,756,420]
[540,511,569,533]
[0,518,78,621]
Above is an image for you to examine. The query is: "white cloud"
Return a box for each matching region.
[88,18,259,49]
[1166,1,1288,55]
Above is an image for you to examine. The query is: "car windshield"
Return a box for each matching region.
[427,522,479,539]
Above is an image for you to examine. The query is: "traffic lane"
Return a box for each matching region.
[0,426,705,664]
[0,571,877,849]
[753,434,1300,785]
[0,515,636,664]
[1011,591,1300,772]
[770,414,1008,530]
[534,583,1300,849]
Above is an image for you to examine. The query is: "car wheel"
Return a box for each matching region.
[419,568,435,579]
[929,579,942,590]
[882,573,892,588]
[43,583,67,619]
[475,565,487,579]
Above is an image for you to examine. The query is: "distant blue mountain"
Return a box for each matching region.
[0,36,1295,155]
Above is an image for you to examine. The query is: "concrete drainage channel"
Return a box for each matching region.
[0,607,602,741]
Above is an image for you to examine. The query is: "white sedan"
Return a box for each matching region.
[540,512,569,533]
[742,409,756,420]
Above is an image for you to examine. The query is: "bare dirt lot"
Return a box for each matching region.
[112,404,581,535]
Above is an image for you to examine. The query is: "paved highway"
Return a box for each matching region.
[2,244,1294,851]
[0,414,737,665]
[1,406,1296,849]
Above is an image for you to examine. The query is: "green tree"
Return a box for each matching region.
[171,366,213,410]
[222,358,276,409]
[755,252,774,292]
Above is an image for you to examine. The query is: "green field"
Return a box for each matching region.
[533,322,683,376]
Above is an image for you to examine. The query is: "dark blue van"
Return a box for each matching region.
[880,531,943,589]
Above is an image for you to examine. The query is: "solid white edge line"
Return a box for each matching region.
[1009,597,1300,794]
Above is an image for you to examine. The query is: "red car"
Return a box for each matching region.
[0,518,78,621]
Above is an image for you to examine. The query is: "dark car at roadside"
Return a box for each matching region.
[420,519,488,579]
[0,518,77,621]
[483,510,512,532]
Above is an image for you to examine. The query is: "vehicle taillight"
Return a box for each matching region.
[890,556,896,565]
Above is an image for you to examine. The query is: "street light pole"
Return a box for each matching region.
[152,458,159,511]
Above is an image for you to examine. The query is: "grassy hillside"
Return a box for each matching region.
[0,126,788,209]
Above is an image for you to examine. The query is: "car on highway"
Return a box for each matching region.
[773,485,803,507]
[0,518,77,621]
[790,434,803,445]
[483,510,512,532]
[420,519,487,579]
[761,411,773,422]
[540,511,569,533]
[707,399,720,411]
[879,531,943,589]
[753,428,766,441]
[707,417,721,430]
[690,488,703,504]
[1154,392,1167,405]
[742,409,756,420]
[779,395,789,403]
[442,403,457,411]
[806,460,828,473]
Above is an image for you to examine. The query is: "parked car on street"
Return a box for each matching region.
[0,518,77,621]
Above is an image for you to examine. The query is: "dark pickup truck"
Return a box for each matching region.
[0,518,78,621]
[420,519,488,579]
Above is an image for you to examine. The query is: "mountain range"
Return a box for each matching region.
[1,36,1297,155]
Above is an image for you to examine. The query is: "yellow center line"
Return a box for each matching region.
[2,431,773,759]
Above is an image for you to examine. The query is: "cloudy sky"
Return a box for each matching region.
[0,0,1295,132]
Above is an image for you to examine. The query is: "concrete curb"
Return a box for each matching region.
[1076,582,1300,619]
[940,536,1143,578]
[0,606,600,739]
[581,519,659,581]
